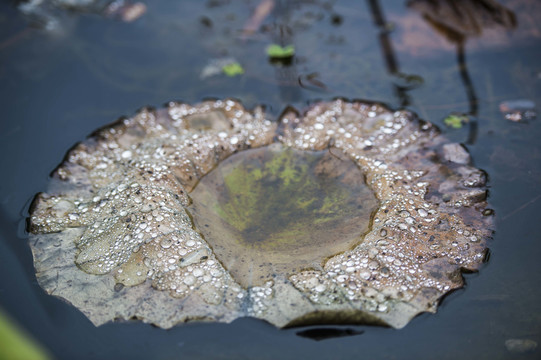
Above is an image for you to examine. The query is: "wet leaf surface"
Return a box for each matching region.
[28,99,492,329]
[190,143,377,287]
[3,1,540,357]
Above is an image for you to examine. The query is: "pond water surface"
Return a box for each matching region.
[1,0,540,359]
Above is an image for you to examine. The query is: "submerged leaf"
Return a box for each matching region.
[189,144,378,287]
[28,99,493,329]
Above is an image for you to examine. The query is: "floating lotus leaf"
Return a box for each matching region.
[28,99,493,329]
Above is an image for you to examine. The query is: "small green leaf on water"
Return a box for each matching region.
[222,62,244,77]
[444,114,468,129]
[266,44,295,58]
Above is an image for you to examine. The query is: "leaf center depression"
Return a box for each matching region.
[188,143,378,287]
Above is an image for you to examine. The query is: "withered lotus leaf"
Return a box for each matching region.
[28,99,492,329]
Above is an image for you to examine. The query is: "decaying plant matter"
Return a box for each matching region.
[28,99,492,328]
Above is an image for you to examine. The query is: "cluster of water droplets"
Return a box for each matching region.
[29,99,492,328]
[280,100,491,315]
[30,100,276,307]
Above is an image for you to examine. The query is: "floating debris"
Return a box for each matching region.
[266,44,295,59]
[499,99,536,122]
[221,62,245,77]
[298,72,327,91]
[505,339,538,353]
[28,99,492,329]
[443,113,469,129]
[200,57,243,79]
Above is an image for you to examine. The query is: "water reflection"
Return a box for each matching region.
[368,0,518,143]
[408,0,516,143]
[269,23,302,102]
[18,0,146,31]
[259,0,336,102]
[1,0,541,358]
[367,0,424,108]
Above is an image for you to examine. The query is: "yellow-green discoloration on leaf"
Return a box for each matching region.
[27,99,493,329]
[189,143,378,287]
[214,146,354,247]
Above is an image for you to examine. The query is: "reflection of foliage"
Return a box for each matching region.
[0,309,50,360]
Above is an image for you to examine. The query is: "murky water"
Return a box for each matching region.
[0,0,540,359]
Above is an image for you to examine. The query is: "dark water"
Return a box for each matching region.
[1,0,540,359]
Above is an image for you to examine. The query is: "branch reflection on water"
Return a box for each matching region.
[409,0,516,143]
[369,0,516,144]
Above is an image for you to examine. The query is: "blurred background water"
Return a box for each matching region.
[0,0,540,358]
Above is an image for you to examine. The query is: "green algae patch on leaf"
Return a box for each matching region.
[189,143,378,288]
[27,99,493,329]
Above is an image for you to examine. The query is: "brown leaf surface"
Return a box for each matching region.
[28,99,492,329]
